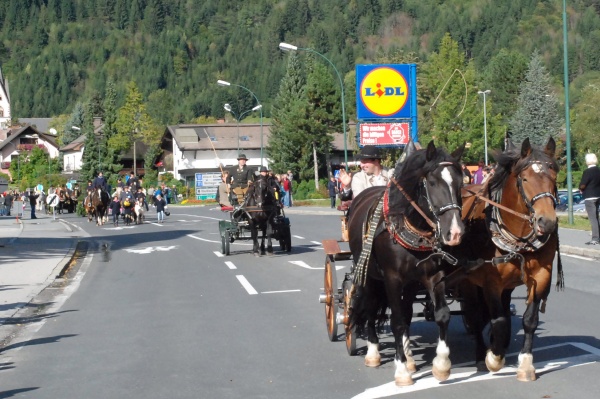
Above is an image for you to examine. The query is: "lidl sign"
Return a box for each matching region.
[356,64,415,120]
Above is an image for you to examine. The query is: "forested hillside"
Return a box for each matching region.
[1,0,600,165]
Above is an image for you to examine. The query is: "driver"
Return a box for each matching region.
[228,154,255,205]
[339,146,390,201]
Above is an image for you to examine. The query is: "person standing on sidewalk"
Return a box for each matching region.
[3,190,13,216]
[28,190,39,219]
[579,153,600,245]
[327,176,338,209]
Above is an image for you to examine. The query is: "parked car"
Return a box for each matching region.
[556,189,584,211]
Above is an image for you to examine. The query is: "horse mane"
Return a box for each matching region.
[488,143,558,194]
[387,144,461,216]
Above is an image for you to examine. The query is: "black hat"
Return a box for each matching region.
[237,154,248,160]
[259,166,268,172]
[357,145,382,159]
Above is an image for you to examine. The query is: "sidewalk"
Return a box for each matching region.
[0,210,87,344]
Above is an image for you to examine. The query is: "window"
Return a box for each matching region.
[240,135,250,141]
[0,106,3,117]
[210,136,217,141]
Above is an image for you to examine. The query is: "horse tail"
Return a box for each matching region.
[554,229,565,292]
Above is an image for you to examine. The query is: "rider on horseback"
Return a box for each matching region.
[93,171,108,192]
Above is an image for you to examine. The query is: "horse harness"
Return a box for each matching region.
[353,162,461,287]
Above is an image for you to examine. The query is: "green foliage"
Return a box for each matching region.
[8,146,63,191]
[291,178,329,200]
[509,51,563,146]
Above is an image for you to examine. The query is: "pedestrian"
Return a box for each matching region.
[462,163,472,184]
[328,176,338,209]
[287,170,294,206]
[579,153,600,245]
[472,160,485,184]
[216,171,231,208]
[281,174,292,207]
[28,190,39,219]
[109,194,121,226]
[156,194,166,223]
[3,190,13,216]
[172,185,178,204]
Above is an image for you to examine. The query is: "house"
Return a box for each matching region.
[0,125,60,180]
[0,67,11,130]
[60,117,146,179]
[163,123,355,198]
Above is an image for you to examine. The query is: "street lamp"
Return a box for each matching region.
[477,90,491,165]
[224,103,262,153]
[562,0,574,224]
[279,42,348,167]
[217,80,264,166]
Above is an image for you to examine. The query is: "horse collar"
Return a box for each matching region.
[383,187,436,251]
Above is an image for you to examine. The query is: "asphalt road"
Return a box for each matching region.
[1,206,599,399]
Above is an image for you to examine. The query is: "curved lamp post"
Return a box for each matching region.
[224,103,262,153]
[217,80,264,166]
[279,42,348,167]
[477,90,491,166]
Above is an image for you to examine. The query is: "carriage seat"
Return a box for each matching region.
[220,205,234,212]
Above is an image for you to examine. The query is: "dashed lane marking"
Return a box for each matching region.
[176,213,223,221]
[311,241,322,245]
[562,253,595,261]
[225,261,237,270]
[261,289,301,294]
[236,275,258,295]
[293,235,305,239]
[214,251,225,257]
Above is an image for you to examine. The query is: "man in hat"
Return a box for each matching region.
[229,154,255,205]
[339,145,389,201]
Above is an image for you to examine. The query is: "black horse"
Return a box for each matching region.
[244,175,279,256]
[348,140,465,386]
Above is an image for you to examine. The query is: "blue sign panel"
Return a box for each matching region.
[356,64,415,120]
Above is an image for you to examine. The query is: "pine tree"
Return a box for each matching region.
[509,51,563,146]
[102,80,123,183]
[267,53,307,174]
[80,101,100,183]
[62,102,85,145]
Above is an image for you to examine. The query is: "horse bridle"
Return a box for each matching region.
[389,161,462,237]
[515,161,557,218]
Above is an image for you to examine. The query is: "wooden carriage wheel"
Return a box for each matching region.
[342,279,357,355]
[324,255,339,341]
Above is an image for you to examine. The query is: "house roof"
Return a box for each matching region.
[165,123,355,152]
[19,118,53,133]
[0,125,59,152]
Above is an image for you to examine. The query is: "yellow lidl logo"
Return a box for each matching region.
[360,67,408,117]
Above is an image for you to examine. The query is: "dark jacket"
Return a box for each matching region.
[579,165,600,199]
[229,165,255,189]
[109,200,121,214]
[28,193,39,207]
[93,176,107,191]
[327,180,337,197]
[156,198,167,212]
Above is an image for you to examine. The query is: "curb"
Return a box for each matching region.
[560,244,600,260]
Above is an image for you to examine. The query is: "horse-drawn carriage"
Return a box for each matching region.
[219,177,292,256]
[318,138,563,385]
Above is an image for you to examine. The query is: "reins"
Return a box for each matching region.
[388,176,437,230]
[463,187,532,222]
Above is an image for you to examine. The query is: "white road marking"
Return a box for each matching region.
[311,241,322,245]
[149,222,163,227]
[177,213,223,221]
[236,275,258,295]
[562,253,595,261]
[213,251,225,257]
[293,235,305,239]
[103,225,137,230]
[187,234,253,246]
[289,260,344,270]
[225,261,237,270]
[352,342,600,398]
[261,289,301,294]
[125,246,177,254]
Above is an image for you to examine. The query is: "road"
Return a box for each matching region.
[1,206,599,398]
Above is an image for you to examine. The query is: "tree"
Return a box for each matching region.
[267,53,307,174]
[62,102,85,146]
[111,81,148,154]
[102,80,123,183]
[571,81,600,161]
[509,51,563,146]
[79,101,100,183]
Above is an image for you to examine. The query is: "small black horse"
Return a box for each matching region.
[348,140,465,386]
[245,176,279,256]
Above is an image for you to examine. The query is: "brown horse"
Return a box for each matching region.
[348,140,465,386]
[87,188,110,225]
[454,137,563,382]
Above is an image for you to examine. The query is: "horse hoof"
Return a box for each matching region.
[485,350,505,372]
[516,368,536,382]
[394,376,414,387]
[432,367,450,382]
[254,252,260,257]
[364,355,381,368]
